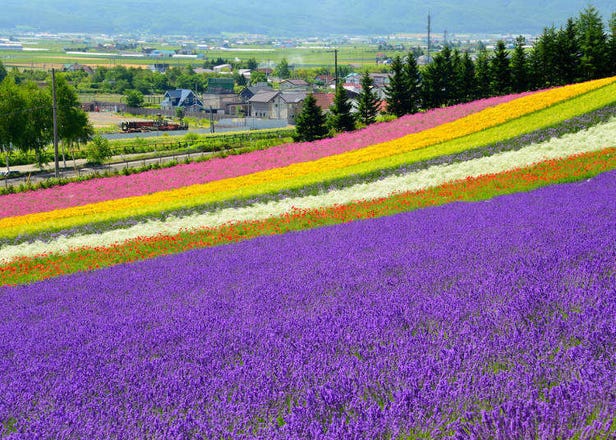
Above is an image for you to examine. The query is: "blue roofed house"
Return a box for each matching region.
[161,89,204,111]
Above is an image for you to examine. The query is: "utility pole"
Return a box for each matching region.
[427,12,432,63]
[334,48,338,87]
[52,68,59,178]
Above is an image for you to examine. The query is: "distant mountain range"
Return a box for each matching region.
[2,0,614,36]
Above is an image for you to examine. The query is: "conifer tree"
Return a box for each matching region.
[384,56,408,117]
[402,52,421,114]
[294,94,328,142]
[422,46,455,108]
[576,6,609,80]
[474,47,491,98]
[356,71,380,126]
[328,84,355,132]
[510,36,529,93]
[449,49,463,104]
[490,40,511,95]
[607,12,616,76]
[457,51,477,102]
[529,26,559,88]
[556,18,581,85]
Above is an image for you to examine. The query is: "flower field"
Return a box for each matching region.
[1,77,616,438]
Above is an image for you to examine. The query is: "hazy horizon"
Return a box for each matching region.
[2,0,614,37]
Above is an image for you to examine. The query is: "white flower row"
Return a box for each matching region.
[2,117,615,263]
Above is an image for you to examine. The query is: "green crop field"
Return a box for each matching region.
[1,37,415,72]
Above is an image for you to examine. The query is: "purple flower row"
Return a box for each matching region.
[1,171,615,438]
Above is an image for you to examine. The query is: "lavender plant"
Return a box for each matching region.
[1,171,615,438]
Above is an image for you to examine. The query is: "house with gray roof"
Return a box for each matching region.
[239,83,275,103]
[249,91,282,119]
[248,90,307,123]
[279,79,311,91]
[161,89,204,111]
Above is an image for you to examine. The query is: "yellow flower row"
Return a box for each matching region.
[1,76,615,239]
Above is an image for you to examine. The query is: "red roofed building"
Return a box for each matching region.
[312,93,335,112]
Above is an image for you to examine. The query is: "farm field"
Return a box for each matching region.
[0,42,395,71]
[1,76,615,437]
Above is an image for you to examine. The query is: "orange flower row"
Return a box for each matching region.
[2,147,615,286]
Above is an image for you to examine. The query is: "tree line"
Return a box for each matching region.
[295,6,616,141]
[386,6,616,116]
[0,72,93,171]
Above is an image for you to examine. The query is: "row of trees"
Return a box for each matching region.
[0,71,92,170]
[295,7,615,142]
[386,6,616,114]
[294,75,378,142]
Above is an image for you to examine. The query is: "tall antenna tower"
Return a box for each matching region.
[427,12,431,62]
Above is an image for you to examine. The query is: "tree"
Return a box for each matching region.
[328,84,355,132]
[474,47,491,98]
[125,89,144,108]
[0,61,6,83]
[576,6,609,80]
[0,79,27,173]
[356,71,380,126]
[457,51,477,102]
[402,52,421,114]
[490,40,511,95]
[86,135,112,165]
[246,57,259,70]
[510,36,530,93]
[529,26,559,88]
[276,58,291,79]
[294,94,328,142]
[21,82,53,167]
[556,18,581,85]
[610,12,616,76]
[422,46,455,108]
[234,72,247,87]
[250,70,267,85]
[608,12,616,75]
[384,56,407,117]
[132,69,155,94]
[54,73,93,165]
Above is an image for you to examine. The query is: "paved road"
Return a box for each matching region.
[1,120,291,188]
[102,118,288,140]
[2,150,216,187]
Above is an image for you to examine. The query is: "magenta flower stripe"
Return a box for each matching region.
[0,92,531,219]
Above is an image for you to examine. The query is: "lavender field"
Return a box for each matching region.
[1,170,615,438]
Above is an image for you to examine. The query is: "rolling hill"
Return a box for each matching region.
[1,0,614,36]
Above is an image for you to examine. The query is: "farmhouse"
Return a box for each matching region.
[249,91,281,119]
[279,79,311,91]
[248,90,307,122]
[63,63,94,75]
[239,83,275,103]
[161,89,204,111]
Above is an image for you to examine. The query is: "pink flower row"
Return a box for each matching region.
[0,92,533,218]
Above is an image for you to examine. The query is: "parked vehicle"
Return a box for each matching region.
[120,116,188,133]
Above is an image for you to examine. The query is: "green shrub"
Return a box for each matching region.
[86,135,112,165]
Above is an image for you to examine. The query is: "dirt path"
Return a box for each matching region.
[88,112,148,129]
